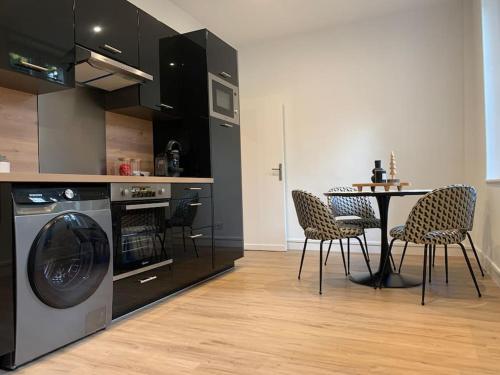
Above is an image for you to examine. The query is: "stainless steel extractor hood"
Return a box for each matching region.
[75,45,153,91]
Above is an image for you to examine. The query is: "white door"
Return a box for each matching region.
[240,94,287,251]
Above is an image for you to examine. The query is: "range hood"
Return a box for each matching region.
[75,45,153,91]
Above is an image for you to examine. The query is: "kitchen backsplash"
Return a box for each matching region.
[0,86,153,174]
[0,87,38,173]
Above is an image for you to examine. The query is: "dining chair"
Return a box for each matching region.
[326,186,396,272]
[397,185,485,279]
[382,185,481,304]
[292,190,373,294]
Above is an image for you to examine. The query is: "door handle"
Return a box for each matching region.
[272,163,283,181]
[139,276,157,284]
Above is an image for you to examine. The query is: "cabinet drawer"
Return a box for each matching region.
[169,197,212,231]
[112,263,173,318]
[172,184,211,199]
[172,226,213,290]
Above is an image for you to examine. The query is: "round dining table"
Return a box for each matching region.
[324,189,431,288]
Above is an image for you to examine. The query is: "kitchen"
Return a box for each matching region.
[0,0,243,370]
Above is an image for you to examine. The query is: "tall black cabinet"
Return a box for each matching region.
[153,29,243,273]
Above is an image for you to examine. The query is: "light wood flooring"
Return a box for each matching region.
[5,250,500,375]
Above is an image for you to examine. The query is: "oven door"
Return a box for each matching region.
[112,200,172,280]
[209,72,239,125]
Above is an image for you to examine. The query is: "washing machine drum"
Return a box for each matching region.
[28,212,110,309]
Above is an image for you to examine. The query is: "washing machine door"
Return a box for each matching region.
[28,212,110,309]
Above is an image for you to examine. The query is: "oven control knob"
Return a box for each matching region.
[121,189,129,196]
[159,188,165,195]
[64,189,75,200]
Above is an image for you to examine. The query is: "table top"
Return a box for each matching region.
[324,189,432,197]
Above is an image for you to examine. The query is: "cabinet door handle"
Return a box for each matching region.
[220,71,232,79]
[185,187,202,190]
[139,275,157,284]
[189,234,204,239]
[101,44,122,54]
[189,202,202,206]
[18,60,49,72]
[219,123,234,128]
[157,103,174,110]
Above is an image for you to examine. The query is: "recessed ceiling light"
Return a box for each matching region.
[93,26,102,33]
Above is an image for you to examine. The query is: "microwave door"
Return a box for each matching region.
[209,73,239,125]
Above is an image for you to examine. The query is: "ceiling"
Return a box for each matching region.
[171,0,451,47]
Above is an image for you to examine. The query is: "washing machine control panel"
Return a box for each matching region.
[12,186,109,205]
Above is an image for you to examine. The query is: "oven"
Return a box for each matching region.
[208,72,239,125]
[110,183,172,281]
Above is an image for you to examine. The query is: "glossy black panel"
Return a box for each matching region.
[0,184,14,357]
[171,225,213,290]
[210,118,244,269]
[139,11,177,111]
[153,117,211,178]
[206,31,238,86]
[0,0,75,94]
[75,0,139,67]
[112,263,173,319]
[172,184,212,199]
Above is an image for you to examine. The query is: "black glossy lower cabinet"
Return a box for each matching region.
[113,264,173,319]
[172,226,213,290]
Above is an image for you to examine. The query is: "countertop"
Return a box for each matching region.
[0,173,213,184]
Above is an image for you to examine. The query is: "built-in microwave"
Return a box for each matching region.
[208,72,239,125]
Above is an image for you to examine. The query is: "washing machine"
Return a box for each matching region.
[4,184,113,369]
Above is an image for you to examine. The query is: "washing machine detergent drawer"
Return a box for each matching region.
[13,205,113,368]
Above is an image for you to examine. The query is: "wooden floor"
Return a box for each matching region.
[6,250,500,374]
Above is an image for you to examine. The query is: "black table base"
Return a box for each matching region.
[349,271,422,288]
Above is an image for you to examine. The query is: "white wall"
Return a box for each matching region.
[239,0,466,249]
[464,0,500,282]
[128,0,204,33]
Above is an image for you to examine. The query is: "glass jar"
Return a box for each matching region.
[116,158,132,176]
[131,158,141,176]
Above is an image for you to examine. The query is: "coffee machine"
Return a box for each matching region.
[155,140,184,177]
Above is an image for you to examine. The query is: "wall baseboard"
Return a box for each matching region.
[476,247,500,287]
[244,243,287,251]
[287,238,467,256]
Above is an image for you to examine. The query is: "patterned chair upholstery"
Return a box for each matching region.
[385,185,481,304]
[327,186,380,229]
[292,190,373,294]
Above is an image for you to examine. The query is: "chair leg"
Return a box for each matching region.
[362,230,370,262]
[339,239,348,276]
[444,244,448,283]
[378,238,396,289]
[347,238,351,274]
[467,232,485,277]
[428,245,433,283]
[432,244,436,268]
[389,253,397,272]
[422,245,428,305]
[324,240,333,266]
[354,237,375,288]
[458,242,482,298]
[398,242,409,273]
[319,240,324,295]
[298,238,308,280]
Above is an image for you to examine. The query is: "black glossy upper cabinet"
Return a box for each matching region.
[206,32,238,86]
[0,0,75,94]
[75,0,139,67]
[140,11,177,112]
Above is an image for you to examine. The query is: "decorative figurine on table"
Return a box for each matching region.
[388,151,400,183]
[371,160,386,183]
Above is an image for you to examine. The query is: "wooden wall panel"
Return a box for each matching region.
[0,86,38,173]
[105,112,154,175]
